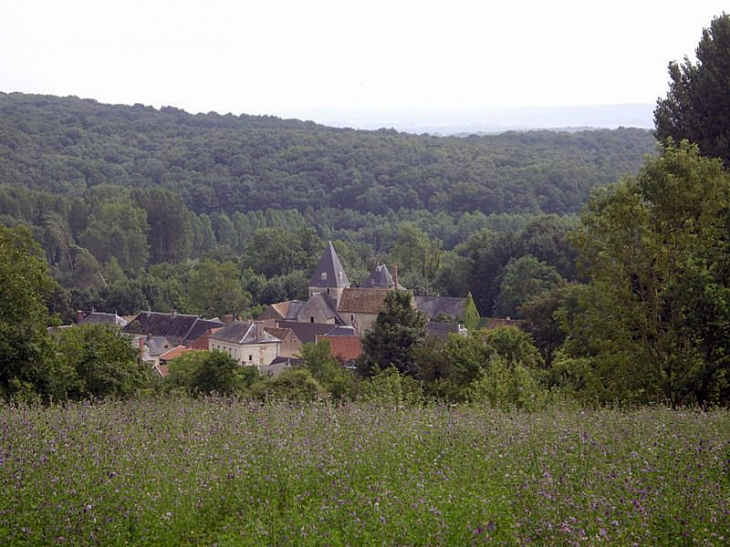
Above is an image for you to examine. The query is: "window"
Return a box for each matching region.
[248,355,253,361]
[310,317,315,323]
[321,272,327,281]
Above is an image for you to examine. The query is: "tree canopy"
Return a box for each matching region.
[655,13,730,166]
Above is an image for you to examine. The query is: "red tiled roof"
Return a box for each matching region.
[318,335,362,362]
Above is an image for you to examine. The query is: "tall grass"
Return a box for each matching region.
[1,398,728,545]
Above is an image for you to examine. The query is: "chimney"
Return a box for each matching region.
[171,309,176,318]
[224,314,234,324]
[392,263,398,289]
[76,310,85,324]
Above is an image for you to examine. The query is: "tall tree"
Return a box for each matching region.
[0,225,59,401]
[654,13,730,166]
[357,290,427,377]
[137,188,192,264]
[187,259,250,318]
[570,142,730,405]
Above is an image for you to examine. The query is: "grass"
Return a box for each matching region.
[1,398,728,545]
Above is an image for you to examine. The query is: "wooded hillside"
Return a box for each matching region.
[0,92,655,218]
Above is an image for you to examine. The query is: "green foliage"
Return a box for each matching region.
[54,324,151,400]
[358,291,427,377]
[0,225,57,402]
[655,13,730,166]
[389,223,442,292]
[357,366,424,407]
[250,367,326,402]
[299,340,356,401]
[187,259,251,318]
[78,198,149,273]
[3,400,728,545]
[462,293,480,330]
[466,357,549,411]
[485,326,543,369]
[166,350,251,396]
[569,142,730,405]
[493,255,563,318]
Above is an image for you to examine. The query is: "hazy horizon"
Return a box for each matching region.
[2,1,726,122]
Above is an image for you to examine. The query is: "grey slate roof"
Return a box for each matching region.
[210,321,281,344]
[122,311,223,346]
[324,325,358,337]
[77,311,128,328]
[296,292,343,324]
[415,296,467,322]
[278,321,336,344]
[309,241,350,290]
[361,264,405,290]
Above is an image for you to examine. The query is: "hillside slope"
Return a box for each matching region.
[0,93,656,217]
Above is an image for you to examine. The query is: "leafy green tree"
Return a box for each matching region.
[0,225,59,401]
[390,223,442,290]
[357,291,427,377]
[55,324,150,400]
[493,255,563,319]
[250,367,325,402]
[299,340,356,400]
[485,326,543,369]
[137,188,192,264]
[191,350,244,396]
[78,200,149,273]
[520,284,574,367]
[358,366,424,407]
[570,142,730,405]
[655,13,730,166]
[187,259,251,318]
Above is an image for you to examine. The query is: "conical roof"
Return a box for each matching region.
[309,241,350,290]
[361,263,405,290]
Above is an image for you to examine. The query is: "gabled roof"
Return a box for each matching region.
[278,320,336,344]
[415,296,467,322]
[309,241,350,290]
[361,264,405,290]
[159,345,190,363]
[264,326,297,343]
[337,288,390,314]
[210,321,281,345]
[77,311,129,328]
[258,300,306,321]
[296,292,343,324]
[123,311,223,346]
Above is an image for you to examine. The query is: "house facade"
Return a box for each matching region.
[209,321,282,367]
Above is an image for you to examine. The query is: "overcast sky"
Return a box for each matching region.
[1,1,727,119]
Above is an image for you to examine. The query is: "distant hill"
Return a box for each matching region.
[283,104,656,135]
[0,92,657,219]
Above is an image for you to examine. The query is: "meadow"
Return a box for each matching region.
[1,399,728,545]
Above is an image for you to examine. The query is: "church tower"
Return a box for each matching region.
[309,241,350,306]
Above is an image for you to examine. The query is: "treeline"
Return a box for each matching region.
[0,92,655,218]
[0,181,580,322]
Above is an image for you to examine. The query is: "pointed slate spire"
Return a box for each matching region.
[309,241,350,290]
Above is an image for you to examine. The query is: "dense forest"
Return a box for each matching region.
[0,92,656,321]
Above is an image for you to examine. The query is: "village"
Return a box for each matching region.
[74,242,496,377]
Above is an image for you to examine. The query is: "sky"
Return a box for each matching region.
[1,1,727,123]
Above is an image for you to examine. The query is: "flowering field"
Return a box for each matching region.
[1,399,728,545]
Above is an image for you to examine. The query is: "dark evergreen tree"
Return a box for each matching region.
[655,13,730,167]
[357,291,427,377]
